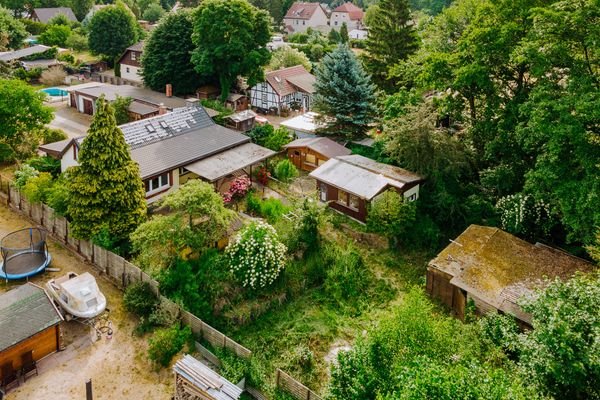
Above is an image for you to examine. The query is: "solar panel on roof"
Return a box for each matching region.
[159,121,169,129]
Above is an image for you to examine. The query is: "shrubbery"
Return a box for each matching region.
[22,172,54,203]
[247,124,292,151]
[147,324,192,367]
[123,281,159,318]
[246,192,290,223]
[40,127,68,145]
[274,159,298,182]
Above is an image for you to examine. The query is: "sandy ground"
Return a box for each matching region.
[48,103,92,139]
[0,204,173,400]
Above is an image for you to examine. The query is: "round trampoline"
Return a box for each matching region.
[0,227,51,280]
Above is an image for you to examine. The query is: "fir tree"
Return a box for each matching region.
[313,44,377,140]
[339,22,349,44]
[364,0,417,91]
[68,95,146,241]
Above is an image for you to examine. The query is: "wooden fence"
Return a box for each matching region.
[0,180,320,400]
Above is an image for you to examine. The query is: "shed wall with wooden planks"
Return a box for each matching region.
[286,147,328,172]
[0,325,60,375]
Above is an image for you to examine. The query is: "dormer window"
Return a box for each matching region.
[131,52,137,61]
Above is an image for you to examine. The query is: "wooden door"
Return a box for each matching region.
[70,93,76,108]
[289,150,302,169]
[83,98,93,115]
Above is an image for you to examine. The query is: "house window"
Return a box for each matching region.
[319,183,327,202]
[407,193,417,201]
[305,153,316,165]
[303,20,305,25]
[334,21,338,25]
[349,194,360,210]
[126,67,130,73]
[261,82,267,90]
[179,167,189,175]
[337,189,348,206]
[144,172,170,196]
[131,52,136,61]
[262,93,268,102]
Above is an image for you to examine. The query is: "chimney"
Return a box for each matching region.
[158,103,167,115]
[165,84,172,98]
[185,98,200,108]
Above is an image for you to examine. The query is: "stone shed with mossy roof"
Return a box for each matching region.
[0,283,63,375]
[427,225,595,327]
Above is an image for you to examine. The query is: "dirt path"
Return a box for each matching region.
[0,204,173,400]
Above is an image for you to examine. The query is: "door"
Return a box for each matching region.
[70,93,76,108]
[319,183,327,202]
[290,150,302,169]
[83,99,93,115]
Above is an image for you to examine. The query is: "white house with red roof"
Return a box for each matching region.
[283,2,328,33]
[249,65,316,114]
[330,2,364,30]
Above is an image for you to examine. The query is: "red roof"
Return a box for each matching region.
[333,2,364,20]
[265,65,316,97]
[284,2,325,20]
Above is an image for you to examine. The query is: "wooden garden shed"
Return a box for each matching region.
[0,283,63,387]
[173,354,243,400]
[427,225,595,327]
[283,137,350,172]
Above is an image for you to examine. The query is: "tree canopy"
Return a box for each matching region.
[68,95,146,241]
[88,2,139,61]
[267,46,312,72]
[0,6,27,50]
[313,44,376,139]
[141,10,200,95]
[191,0,271,100]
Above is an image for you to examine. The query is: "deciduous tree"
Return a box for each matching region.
[141,10,200,95]
[88,2,139,62]
[267,46,312,72]
[0,6,27,50]
[313,44,376,139]
[68,95,146,240]
[191,0,271,100]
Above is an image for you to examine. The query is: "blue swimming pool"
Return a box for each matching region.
[41,87,68,97]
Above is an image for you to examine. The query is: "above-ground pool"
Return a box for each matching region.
[41,87,68,97]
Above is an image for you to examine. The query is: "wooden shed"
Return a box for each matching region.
[225,93,248,112]
[427,225,595,327]
[196,85,220,100]
[173,354,243,400]
[284,137,350,172]
[0,283,63,388]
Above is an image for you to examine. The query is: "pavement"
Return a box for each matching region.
[48,103,92,139]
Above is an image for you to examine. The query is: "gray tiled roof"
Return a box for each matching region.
[0,283,62,352]
[0,45,52,62]
[32,7,77,23]
[121,107,251,178]
[71,83,187,110]
[284,137,350,159]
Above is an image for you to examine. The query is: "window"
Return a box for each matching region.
[407,193,417,201]
[334,21,338,25]
[349,194,360,210]
[131,52,136,61]
[337,189,348,206]
[144,172,170,195]
[126,67,130,73]
[303,20,305,25]
[319,183,327,201]
[179,167,189,175]
[262,93,268,102]
[305,153,316,165]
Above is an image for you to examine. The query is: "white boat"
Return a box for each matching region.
[46,272,107,319]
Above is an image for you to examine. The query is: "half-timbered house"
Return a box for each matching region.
[249,65,316,114]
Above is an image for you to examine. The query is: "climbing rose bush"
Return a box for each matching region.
[223,175,251,203]
[225,221,287,289]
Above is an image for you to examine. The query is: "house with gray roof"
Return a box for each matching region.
[39,105,275,202]
[30,7,77,23]
[309,154,423,222]
[284,137,350,172]
[0,283,63,384]
[0,45,66,71]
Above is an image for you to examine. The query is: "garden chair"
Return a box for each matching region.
[21,350,38,381]
[0,362,18,392]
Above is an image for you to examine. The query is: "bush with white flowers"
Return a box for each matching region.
[226,221,287,289]
[496,193,554,239]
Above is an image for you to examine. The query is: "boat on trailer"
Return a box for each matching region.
[46,272,107,319]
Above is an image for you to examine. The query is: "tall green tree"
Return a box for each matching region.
[339,21,348,43]
[69,0,94,20]
[313,44,376,139]
[68,95,146,240]
[38,24,71,46]
[363,0,417,90]
[0,79,52,162]
[141,10,200,95]
[88,2,139,62]
[191,0,271,100]
[0,6,27,50]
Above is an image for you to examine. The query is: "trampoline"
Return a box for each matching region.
[0,227,51,280]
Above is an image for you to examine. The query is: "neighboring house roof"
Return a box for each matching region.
[32,7,77,23]
[0,283,63,353]
[280,112,322,135]
[429,225,595,324]
[68,83,187,110]
[39,137,75,157]
[284,137,351,159]
[309,154,422,200]
[284,2,325,20]
[265,65,316,97]
[332,2,364,20]
[21,59,62,69]
[117,41,144,65]
[128,101,158,116]
[0,45,52,62]
[228,109,257,123]
[120,106,251,179]
[174,354,243,400]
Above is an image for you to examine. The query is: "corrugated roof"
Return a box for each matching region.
[429,225,595,324]
[265,65,316,97]
[284,137,350,159]
[280,112,322,134]
[0,45,52,62]
[0,283,62,352]
[332,2,364,20]
[284,2,324,20]
[174,355,243,400]
[70,83,187,109]
[185,142,275,182]
[32,7,77,23]
[309,155,422,200]
[228,110,256,123]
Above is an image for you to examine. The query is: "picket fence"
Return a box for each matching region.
[0,177,321,400]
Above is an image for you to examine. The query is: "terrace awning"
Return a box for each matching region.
[184,142,275,182]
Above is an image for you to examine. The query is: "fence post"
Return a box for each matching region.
[276,369,280,387]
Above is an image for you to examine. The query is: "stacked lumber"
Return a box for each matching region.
[173,354,243,400]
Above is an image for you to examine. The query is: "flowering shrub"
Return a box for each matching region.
[225,221,287,289]
[496,193,555,240]
[223,175,251,203]
[256,166,270,186]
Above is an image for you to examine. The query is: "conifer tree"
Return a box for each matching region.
[313,44,376,140]
[339,22,349,44]
[68,95,146,240]
[364,0,417,91]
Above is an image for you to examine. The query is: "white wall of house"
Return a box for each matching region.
[120,64,143,83]
[349,29,368,40]
[330,12,361,30]
[249,82,281,110]
[61,143,79,172]
[403,184,420,201]
[284,7,328,32]
[145,169,180,204]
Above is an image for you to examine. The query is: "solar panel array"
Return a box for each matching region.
[119,107,214,150]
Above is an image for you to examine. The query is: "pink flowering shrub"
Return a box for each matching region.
[223,175,251,203]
